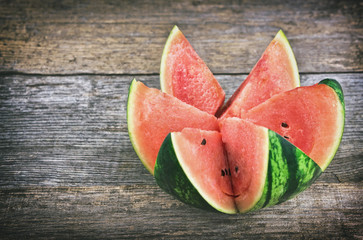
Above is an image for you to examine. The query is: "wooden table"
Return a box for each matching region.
[1,0,362,239]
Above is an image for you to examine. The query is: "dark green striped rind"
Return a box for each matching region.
[319,78,345,111]
[154,133,217,212]
[249,130,322,212]
[155,130,323,213]
[318,78,345,171]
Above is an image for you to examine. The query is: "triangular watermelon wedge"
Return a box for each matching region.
[160,26,225,115]
[127,79,219,175]
[242,79,345,171]
[217,30,300,119]
[219,118,322,213]
[154,128,237,214]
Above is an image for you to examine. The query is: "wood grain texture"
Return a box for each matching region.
[0,74,362,239]
[0,74,362,188]
[0,73,362,238]
[0,0,362,74]
[1,1,362,238]
[0,183,361,239]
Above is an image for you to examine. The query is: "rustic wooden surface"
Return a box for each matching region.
[0,0,362,239]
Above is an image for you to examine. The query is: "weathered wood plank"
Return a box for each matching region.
[0,183,362,239]
[0,73,362,188]
[0,0,361,74]
[1,1,361,239]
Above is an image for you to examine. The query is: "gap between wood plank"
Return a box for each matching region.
[0,71,363,77]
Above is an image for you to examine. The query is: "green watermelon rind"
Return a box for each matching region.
[249,130,322,212]
[275,30,300,88]
[319,78,345,111]
[127,79,154,174]
[155,128,322,214]
[154,133,219,213]
[160,25,179,92]
[317,78,345,171]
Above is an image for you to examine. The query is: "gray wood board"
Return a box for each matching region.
[0,0,362,74]
[0,73,362,188]
[0,183,362,239]
[1,0,362,238]
[0,73,362,238]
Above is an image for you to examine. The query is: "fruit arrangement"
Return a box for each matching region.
[127,26,345,214]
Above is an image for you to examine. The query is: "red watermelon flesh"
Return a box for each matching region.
[127,79,219,175]
[171,128,237,213]
[160,26,225,115]
[219,118,269,212]
[242,82,344,171]
[217,30,300,119]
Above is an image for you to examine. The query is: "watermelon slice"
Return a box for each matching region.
[217,30,300,119]
[160,25,225,115]
[154,128,237,214]
[128,25,345,213]
[127,79,219,175]
[154,120,322,213]
[219,118,269,212]
[219,118,322,213]
[242,79,345,171]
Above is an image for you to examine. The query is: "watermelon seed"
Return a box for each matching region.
[228,169,231,176]
[225,168,228,175]
[284,136,290,139]
[201,139,206,145]
[221,169,225,176]
[281,122,289,128]
[235,166,238,173]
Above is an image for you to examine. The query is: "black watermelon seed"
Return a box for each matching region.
[228,169,231,176]
[225,168,228,175]
[235,166,238,173]
[201,139,206,145]
[284,136,290,139]
[221,169,225,176]
[281,122,289,128]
